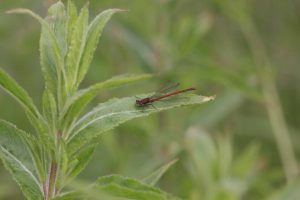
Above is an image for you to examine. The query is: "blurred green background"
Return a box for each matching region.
[0,0,300,199]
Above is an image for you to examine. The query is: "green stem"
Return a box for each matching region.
[239,15,298,182]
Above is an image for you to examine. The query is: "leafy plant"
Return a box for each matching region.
[184,128,262,200]
[0,1,214,199]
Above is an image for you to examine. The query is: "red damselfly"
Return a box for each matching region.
[135,83,196,107]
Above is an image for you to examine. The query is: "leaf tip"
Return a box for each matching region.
[5,8,33,16]
[5,8,21,14]
[203,95,216,102]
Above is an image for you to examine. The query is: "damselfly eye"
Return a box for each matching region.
[135,100,142,107]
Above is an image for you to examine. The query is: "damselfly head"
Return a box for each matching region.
[135,99,143,107]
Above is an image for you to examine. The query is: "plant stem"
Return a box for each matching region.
[46,161,58,200]
[261,69,299,181]
[45,130,62,200]
[239,16,299,182]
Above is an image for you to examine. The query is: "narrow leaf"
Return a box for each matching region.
[25,135,46,184]
[67,145,96,180]
[65,3,89,93]
[96,175,181,200]
[61,74,152,128]
[0,120,43,200]
[42,89,57,130]
[142,159,178,186]
[76,9,123,87]
[0,69,40,118]
[0,69,50,146]
[44,2,68,102]
[47,1,68,58]
[67,93,214,155]
[67,0,78,46]
[56,140,69,190]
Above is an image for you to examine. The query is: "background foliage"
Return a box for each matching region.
[0,0,299,199]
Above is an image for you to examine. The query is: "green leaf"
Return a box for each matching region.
[67,93,214,155]
[56,140,69,191]
[52,191,79,200]
[184,128,218,192]
[61,74,152,129]
[95,175,181,200]
[0,69,49,146]
[25,109,55,155]
[60,141,69,176]
[25,135,46,185]
[233,143,260,177]
[76,9,123,88]
[42,89,57,130]
[67,0,78,46]
[142,159,178,186]
[65,3,89,93]
[44,2,68,104]
[0,69,40,119]
[47,1,68,58]
[0,120,43,200]
[67,145,95,180]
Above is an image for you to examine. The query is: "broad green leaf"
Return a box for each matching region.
[6,8,64,100]
[0,69,40,118]
[65,3,89,93]
[142,159,178,186]
[61,74,152,128]
[76,9,123,88]
[95,175,181,200]
[67,93,214,155]
[0,120,43,200]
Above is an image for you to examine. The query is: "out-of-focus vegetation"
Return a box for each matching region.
[0,0,299,199]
